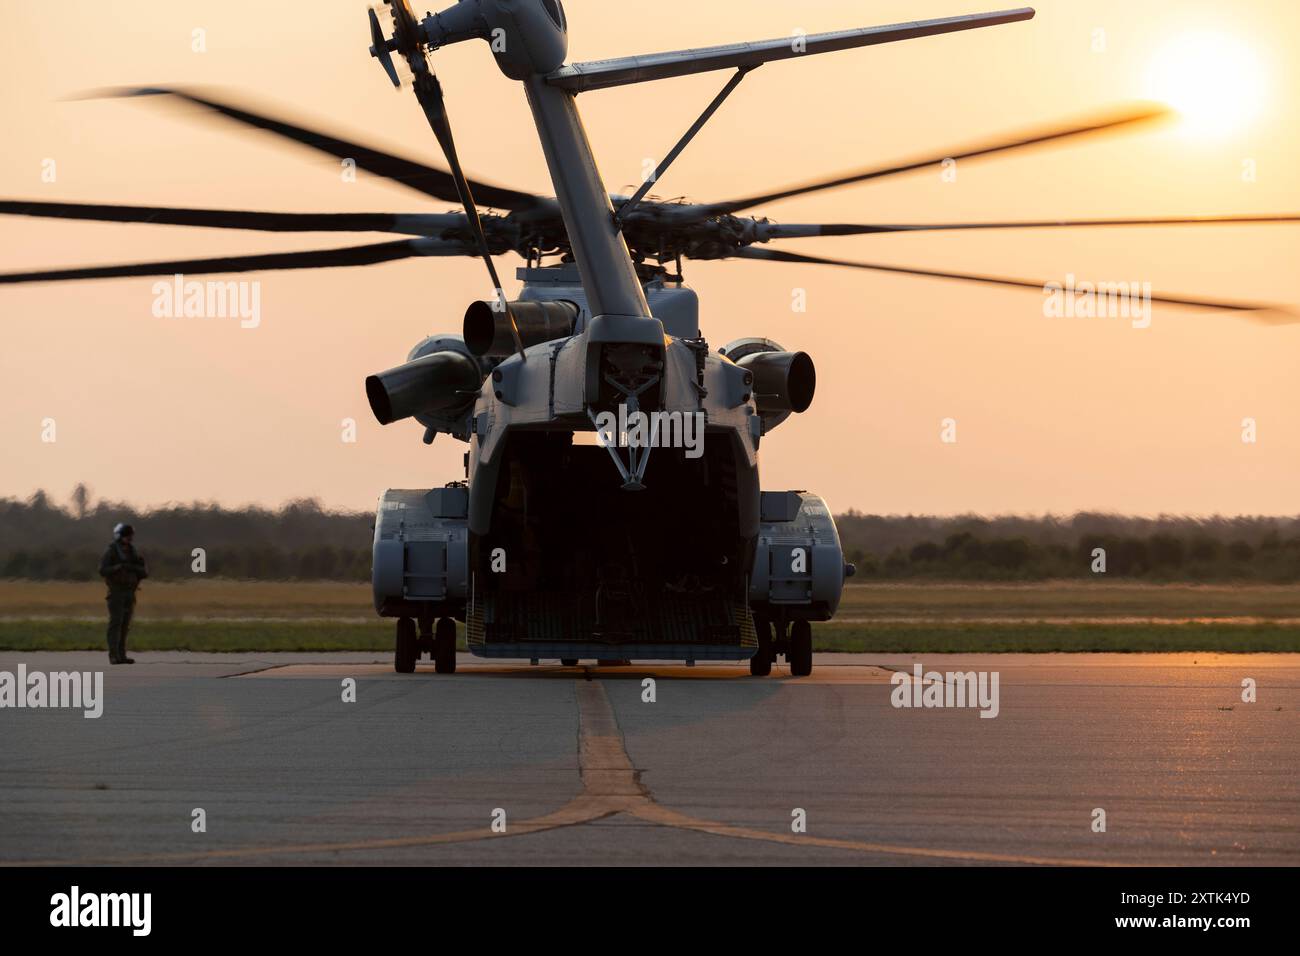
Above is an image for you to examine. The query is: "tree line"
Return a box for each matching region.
[2,487,1298,583]
[2,487,373,582]
[838,511,1300,582]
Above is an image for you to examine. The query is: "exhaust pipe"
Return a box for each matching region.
[365,349,483,425]
[463,299,578,357]
[736,350,816,414]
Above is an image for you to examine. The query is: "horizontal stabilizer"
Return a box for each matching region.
[545,8,1035,92]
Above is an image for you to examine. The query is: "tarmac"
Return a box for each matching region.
[1,651,1297,866]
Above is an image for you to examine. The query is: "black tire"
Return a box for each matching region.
[434,617,457,674]
[560,658,579,667]
[395,618,417,674]
[749,619,773,677]
[788,620,813,677]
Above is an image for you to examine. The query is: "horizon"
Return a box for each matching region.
[7,483,1299,523]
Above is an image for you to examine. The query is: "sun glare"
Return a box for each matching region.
[1145,32,1267,137]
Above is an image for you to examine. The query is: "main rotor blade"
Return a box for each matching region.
[727,247,1295,318]
[0,199,470,236]
[691,104,1171,218]
[0,238,470,285]
[759,214,1300,239]
[101,87,542,211]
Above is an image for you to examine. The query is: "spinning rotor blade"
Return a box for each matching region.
[0,238,470,285]
[759,214,1300,238]
[102,86,541,211]
[690,105,1171,219]
[0,199,470,236]
[728,247,1295,319]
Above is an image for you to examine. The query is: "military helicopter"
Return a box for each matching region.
[3,2,1296,676]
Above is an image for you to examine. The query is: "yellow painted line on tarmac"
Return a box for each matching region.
[628,804,1125,867]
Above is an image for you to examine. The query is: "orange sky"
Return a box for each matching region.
[2,0,1297,516]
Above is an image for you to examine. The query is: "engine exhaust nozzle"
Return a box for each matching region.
[736,350,816,414]
[365,349,483,425]
[463,299,578,357]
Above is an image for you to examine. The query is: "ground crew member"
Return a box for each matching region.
[98,522,148,664]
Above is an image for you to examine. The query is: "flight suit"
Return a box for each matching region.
[98,541,148,662]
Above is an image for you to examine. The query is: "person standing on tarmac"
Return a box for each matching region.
[98,522,148,665]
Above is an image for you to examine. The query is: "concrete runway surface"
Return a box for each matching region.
[1,651,1297,866]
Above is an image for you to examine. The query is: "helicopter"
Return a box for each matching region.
[3,1,1297,677]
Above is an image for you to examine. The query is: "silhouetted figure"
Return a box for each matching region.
[98,523,147,664]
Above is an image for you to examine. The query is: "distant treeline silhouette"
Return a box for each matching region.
[2,487,373,582]
[838,511,1300,582]
[2,487,1298,583]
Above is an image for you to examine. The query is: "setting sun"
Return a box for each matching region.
[1145,31,1267,136]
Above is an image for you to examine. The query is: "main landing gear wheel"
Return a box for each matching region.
[749,620,773,677]
[788,619,813,677]
[434,617,457,674]
[395,617,417,674]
